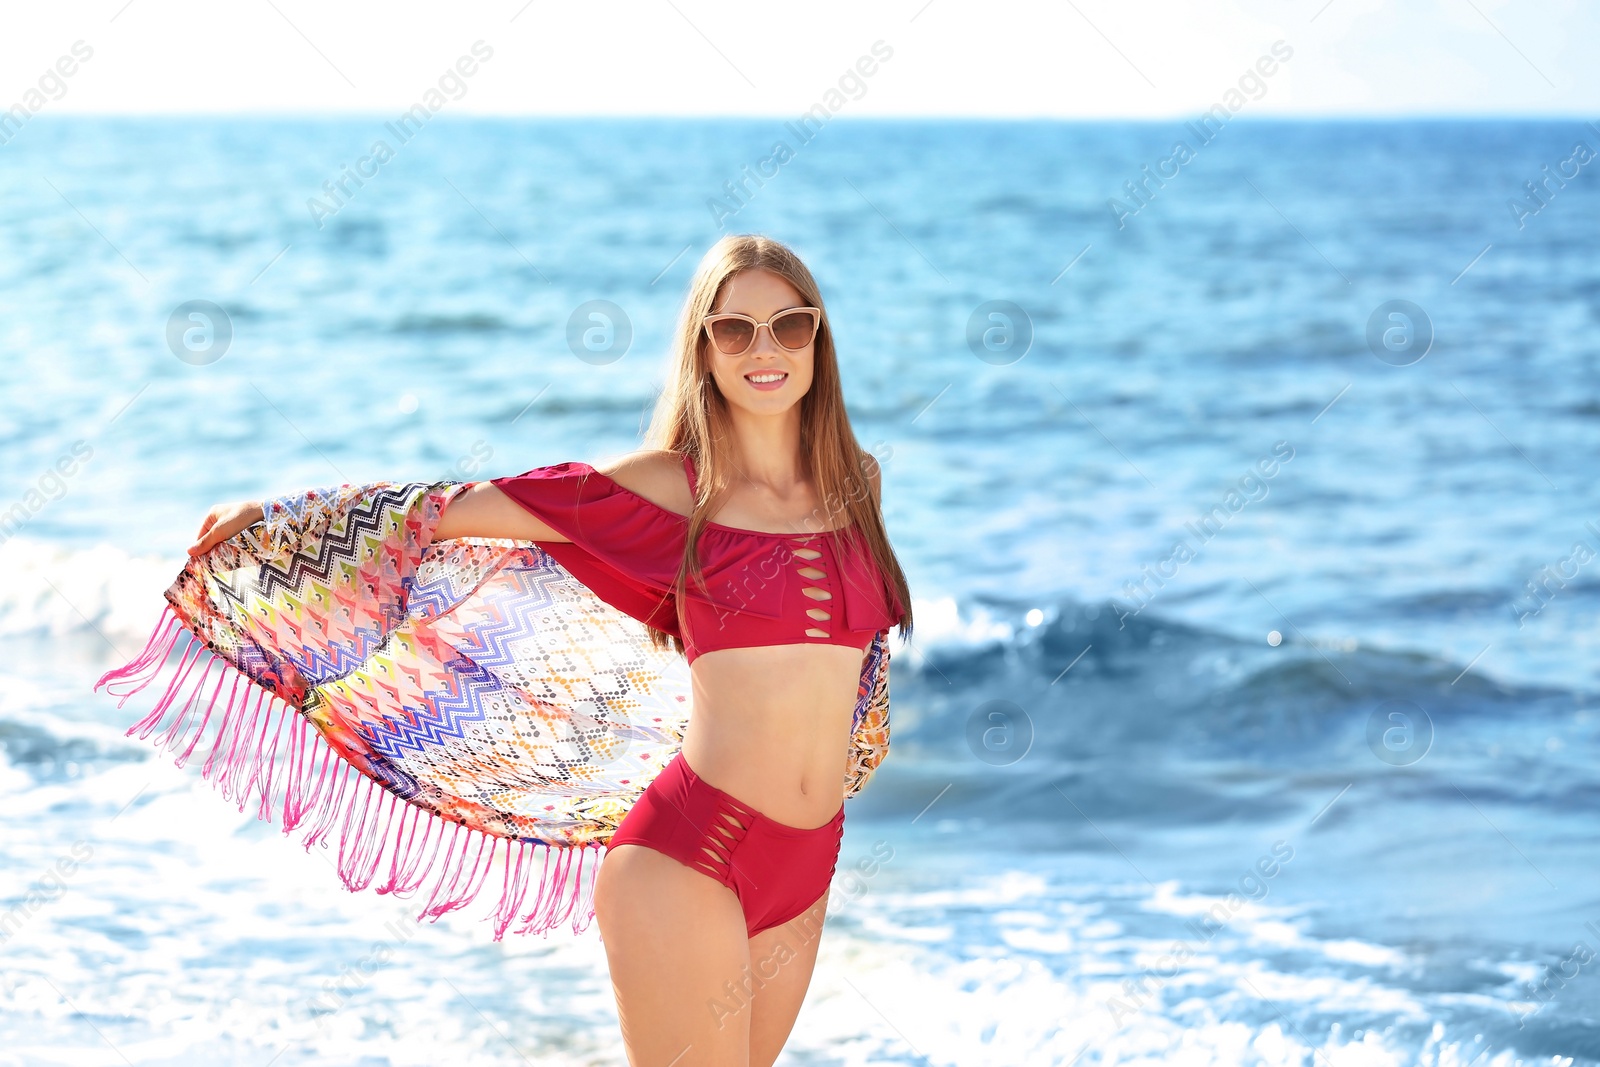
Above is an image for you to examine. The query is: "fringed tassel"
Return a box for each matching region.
[101,613,605,942]
[125,632,205,739]
[94,604,182,706]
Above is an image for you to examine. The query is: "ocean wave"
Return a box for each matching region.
[897,597,1562,722]
[871,596,1586,819]
[0,537,175,641]
[0,712,140,777]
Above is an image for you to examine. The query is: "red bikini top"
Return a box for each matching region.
[489,455,905,665]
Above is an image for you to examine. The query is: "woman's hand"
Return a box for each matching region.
[188,500,265,557]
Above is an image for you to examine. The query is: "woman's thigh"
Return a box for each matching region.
[745,890,830,1067]
[594,842,754,1067]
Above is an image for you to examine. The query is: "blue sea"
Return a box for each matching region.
[2,117,1598,1065]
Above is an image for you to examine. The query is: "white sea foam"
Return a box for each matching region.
[785,866,1536,1066]
[888,593,1016,662]
[0,537,176,641]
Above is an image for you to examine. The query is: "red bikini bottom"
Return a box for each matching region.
[605,751,846,938]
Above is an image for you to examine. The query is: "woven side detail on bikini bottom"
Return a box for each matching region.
[691,794,757,884]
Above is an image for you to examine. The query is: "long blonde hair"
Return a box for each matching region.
[642,233,913,658]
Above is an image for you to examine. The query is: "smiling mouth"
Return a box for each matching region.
[744,371,788,384]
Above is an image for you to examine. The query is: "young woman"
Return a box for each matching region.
[162,234,914,1066]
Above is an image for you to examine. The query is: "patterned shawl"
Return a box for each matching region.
[96,480,893,941]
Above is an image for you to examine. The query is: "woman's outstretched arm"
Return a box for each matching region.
[432,482,570,543]
[186,482,570,557]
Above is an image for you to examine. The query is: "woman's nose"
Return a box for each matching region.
[749,322,781,353]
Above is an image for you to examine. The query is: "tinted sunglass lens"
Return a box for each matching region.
[772,310,816,349]
[711,319,755,353]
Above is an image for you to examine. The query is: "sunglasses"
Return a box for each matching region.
[701,307,821,356]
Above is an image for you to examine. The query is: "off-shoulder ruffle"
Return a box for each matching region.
[490,461,900,634]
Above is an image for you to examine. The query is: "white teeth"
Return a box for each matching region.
[746,372,786,383]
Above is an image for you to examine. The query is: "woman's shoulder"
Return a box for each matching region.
[593,449,693,519]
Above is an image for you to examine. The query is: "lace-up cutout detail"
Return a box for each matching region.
[693,796,756,881]
[792,535,833,638]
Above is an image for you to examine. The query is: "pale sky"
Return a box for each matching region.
[2,0,1594,117]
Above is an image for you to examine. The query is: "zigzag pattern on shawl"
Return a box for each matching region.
[411,562,557,684]
[355,572,611,764]
[253,482,427,603]
[214,624,306,703]
[430,557,660,712]
[403,541,538,621]
[355,587,568,761]
[352,656,495,760]
[213,574,392,689]
[239,483,431,683]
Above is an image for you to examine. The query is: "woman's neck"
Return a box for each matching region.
[723,409,806,492]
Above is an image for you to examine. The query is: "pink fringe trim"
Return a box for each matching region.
[94,605,604,941]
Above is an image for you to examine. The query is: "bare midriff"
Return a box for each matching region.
[680,641,872,830]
